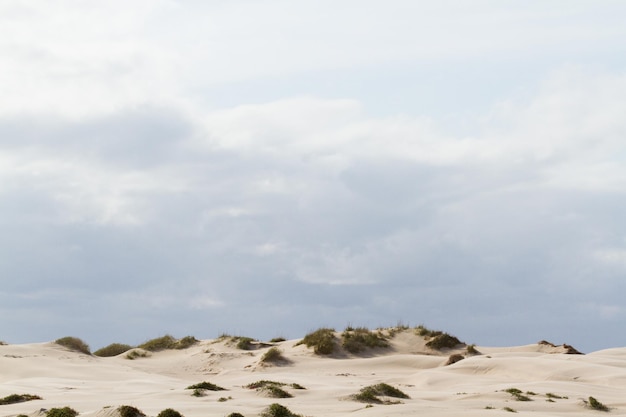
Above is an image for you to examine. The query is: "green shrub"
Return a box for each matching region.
[262,385,292,398]
[445,353,464,365]
[415,325,442,338]
[94,343,133,357]
[246,380,285,389]
[125,349,149,360]
[46,407,79,417]
[466,344,479,355]
[259,403,302,417]
[138,335,177,351]
[117,406,145,417]
[175,336,199,349]
[587,396,609,411]
[186,381,226,391]
[352,383,410,404]
[0,393,42,405]
[504,388,532,402]
[156,409,184,417]
[296,328,336,355]
[55,337,91,354]
[341,327,389,353]
[235,337,255,350]
[425,333,463,350]
[260,347,286,363]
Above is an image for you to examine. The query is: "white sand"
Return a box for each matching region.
[2,331,626,417]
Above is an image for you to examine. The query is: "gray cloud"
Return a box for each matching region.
[2,2,626,353]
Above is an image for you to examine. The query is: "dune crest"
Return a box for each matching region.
[1,329,625,417]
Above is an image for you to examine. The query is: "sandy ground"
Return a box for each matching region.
[2,330,626,417]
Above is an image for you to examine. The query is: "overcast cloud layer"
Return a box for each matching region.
[2,1,626,352]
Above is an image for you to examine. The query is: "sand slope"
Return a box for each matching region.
[2,331,626,417]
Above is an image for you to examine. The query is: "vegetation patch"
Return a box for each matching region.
[175,336,199,349]
[425,333,464,350]
[46,407,79,417]
[466,344,480,355]
[186,381,226,391]
[117,405,145,417]
[245,380,303,398]
[341,327,389,353]
[445,353,465,365]
[352,383,410,404]
[503,407,517,413]
[585,396,610,412]
[260,347,287,363]
[504,388,532,402]
[138,335,177,351]
[137,335,198,352]
[0,394,42,405]
[296,328,336,355]
[55,337,91,354]
[226,414,245,417]
[94,343,133,357]
[270,337,286,343]
[259,403,303,417]
[156,409,184,417]
[125,349,150,360]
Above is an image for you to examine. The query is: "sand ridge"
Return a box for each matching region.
[2,330,626,416]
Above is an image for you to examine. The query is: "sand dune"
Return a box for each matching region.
[2,329,625,416]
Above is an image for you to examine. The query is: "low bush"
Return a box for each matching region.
[156,409,184,417]
[445,354,465,365]
[269,337,286,343]
[46,407,78,417]
[259,403,302,417]
[505,388,532,402]
[0,394,42,405]
[352,383,410,404]
[186,381,226,391]
[296,328,336,355]
[226,414,245,417]
[234,336,255,350]
[425,333,463,350]
[117,405,145,417]
[125,349,149,360]
[138,335,177,351]
[587,396,609,411]
[55,337,91,355]
[175,336,199,349]
[260,347,286,363]
[341,327,389,353]
[94,343,133,357]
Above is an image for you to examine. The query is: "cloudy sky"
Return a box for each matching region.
[2,1,626,353]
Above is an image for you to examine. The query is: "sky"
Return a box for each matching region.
[2,1,626,353]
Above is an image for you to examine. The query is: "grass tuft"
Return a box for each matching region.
[46,407,78,417]
[587,396,609,411]
[0,394,42,405]
[296,328,336,355]
[94,343,133,357]
[341,327,389,353]
[425,333,463,350]
[186,381,226,391]
[55,337,91,354]
[156,409,184,417]
[352,383,409,404]
[259,403,302,417]
[260,347,287,363]
[117,405,145,417]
